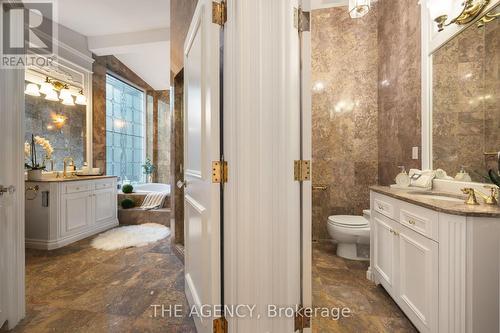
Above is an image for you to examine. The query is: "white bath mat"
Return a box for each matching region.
[91,223,170,251]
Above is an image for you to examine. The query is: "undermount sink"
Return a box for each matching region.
[408,192,464,203]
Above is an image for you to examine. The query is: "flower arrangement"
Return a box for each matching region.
[142,158,156,175]
[142,158,156,183]
[25,134,54,170]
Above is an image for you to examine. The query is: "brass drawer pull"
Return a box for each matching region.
[408,219,416,225]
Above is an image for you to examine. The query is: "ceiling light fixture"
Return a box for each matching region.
[349,0,370,18]
[25,83,41,96]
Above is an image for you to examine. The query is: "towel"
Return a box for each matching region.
[140,192,168,210]
[435,169,454,180]
[409,169,436,188]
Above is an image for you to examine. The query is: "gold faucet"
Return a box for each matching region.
[461,188,479,205]
[474,186,499,205]
[461,187,499,205]
[63,157,75,178]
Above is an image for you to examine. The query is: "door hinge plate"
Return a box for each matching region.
[294,160,311,182]
[212,161,228,183]
[212,1,227,26]
[213,316,228,333]
[294,7,310,32]
[294,307,311,331]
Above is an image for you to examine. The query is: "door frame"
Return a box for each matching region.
[0,61,26,329]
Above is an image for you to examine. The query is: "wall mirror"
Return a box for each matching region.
[431,2,499,183]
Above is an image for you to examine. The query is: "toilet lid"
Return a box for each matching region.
[328,215,368,227]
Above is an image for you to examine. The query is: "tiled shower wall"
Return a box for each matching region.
[311,6,379,241]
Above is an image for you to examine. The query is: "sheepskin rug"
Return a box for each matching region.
[91,223,170,251]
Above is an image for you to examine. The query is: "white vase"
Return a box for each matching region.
[27,169,43,181]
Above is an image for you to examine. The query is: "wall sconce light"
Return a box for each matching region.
[25,83,41,96]
[349,0,371,18]
[59,86,72,100]
[40,77,54,95]
[25,75,87,107]
[61,96,75,106]
[44,89,59,101]
[75,90,87,105]
[431,0,491,32]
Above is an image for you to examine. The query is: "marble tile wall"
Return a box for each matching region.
[93,55,171,184]
[155,90,171,184]
[311,6,379,240]
[92,55,153,174]
[170,71,185,247]
[377,0,422,185]
[25,93,86,170]
[170,0,198,78]
[433,16,500,181]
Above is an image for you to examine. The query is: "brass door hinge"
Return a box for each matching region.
[213,316,228,333]
[212,160,228,183]
[294,307,311,331]
[294,160,311,182]
[294,7,310,32]
[212,1,227,26]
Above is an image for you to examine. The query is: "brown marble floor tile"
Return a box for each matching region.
[312,241,417,333]
[6,236,196,333]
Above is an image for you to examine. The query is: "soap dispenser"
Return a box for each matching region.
[455,166,472,182]
[395,166,411,187]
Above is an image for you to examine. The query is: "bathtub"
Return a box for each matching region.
[132,183,171,194]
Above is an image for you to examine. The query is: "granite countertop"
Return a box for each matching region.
[370,185,500,218]
[26,175,117,183]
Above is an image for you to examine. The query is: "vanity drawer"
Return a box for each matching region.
[399,202,438,241]
[94,180,114,190]
[64,182,92,194]
[373,194,398,220]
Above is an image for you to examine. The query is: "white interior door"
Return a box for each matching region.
[183,1,221,332]
[0,67,26,329]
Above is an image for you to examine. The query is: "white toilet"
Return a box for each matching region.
[326,209,371,261]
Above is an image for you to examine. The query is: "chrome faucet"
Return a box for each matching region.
[63,157,75,178]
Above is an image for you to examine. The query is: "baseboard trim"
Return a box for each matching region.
[26,219,118,250]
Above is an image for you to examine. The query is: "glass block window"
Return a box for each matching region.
[105,74,145,183]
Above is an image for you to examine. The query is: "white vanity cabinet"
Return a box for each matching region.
[370,190,500,333]
[26,177,118,250]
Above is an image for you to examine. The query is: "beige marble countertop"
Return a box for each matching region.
[371,185,500,218]
[26,175,117,183]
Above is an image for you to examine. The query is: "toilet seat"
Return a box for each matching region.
[328,215,368,228]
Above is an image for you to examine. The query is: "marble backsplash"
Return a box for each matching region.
[25,92,86,171]
[311,6,379,240]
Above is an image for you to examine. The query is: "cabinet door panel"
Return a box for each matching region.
[398,226,438,333]
[94,188,116,224]
[373,214,397,295]
[61,192,92,235]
